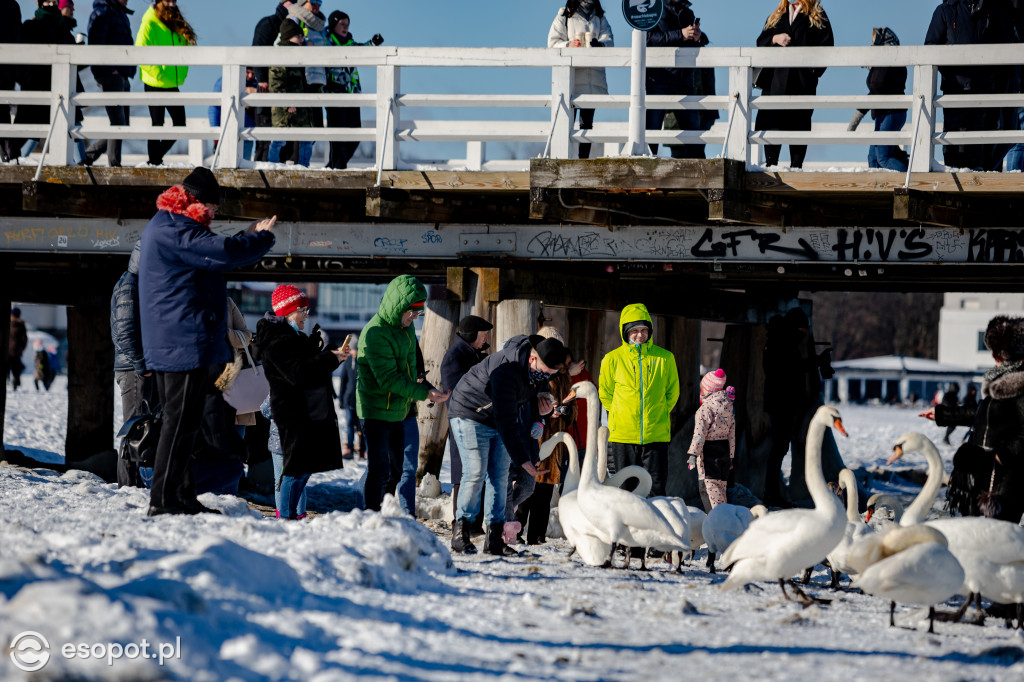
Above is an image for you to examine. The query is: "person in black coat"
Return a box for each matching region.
[0,0,23,161]
[12,1,68,157]
[922,315,1024,524]
[754,0,835,169]
[851,27,909,171]
[337,334,362,459]
[250,1,294,162]
[941,382,961,444]
[254,285,350,519]
[925,0,1017,171]
[645,0,709,158]
[440,315,493,519]
[82,0,136,167]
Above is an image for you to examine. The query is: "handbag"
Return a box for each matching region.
[117,400,161,467]
[222,333,271,414]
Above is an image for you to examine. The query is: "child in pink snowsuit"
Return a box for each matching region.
[688,369,736,512]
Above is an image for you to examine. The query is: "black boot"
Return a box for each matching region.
[451,520,477,554]
[485,523,517,557]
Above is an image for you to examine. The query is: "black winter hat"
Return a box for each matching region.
[622,320,652,337]
[279,19,304,43]
[327,10,348,33]
[533,337,567,370]
[457,315,492,342]
[181,167,221,205]
[984,315,1024,362]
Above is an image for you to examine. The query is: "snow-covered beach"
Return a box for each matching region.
[3,378,1023,681]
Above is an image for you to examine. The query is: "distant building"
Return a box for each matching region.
[938,293,1024,370]
[826,355,980,405]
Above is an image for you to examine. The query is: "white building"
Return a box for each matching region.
[938,293,1024,370]
[826,355,980,405]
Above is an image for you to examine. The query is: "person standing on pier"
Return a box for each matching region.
[81,0,135,168]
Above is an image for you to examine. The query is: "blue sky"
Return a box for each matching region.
[17,0,947,162]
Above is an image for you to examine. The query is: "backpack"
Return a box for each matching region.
[117,400,162,467]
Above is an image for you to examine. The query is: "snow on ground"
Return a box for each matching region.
[2,380,1024,681]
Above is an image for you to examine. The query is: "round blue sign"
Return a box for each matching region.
[622,0,664,31]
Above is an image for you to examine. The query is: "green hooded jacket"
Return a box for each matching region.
[598,303,679,444]
[356,275,430,421]
[135,6,190,88]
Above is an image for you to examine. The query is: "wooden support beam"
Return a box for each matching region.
[893,187,1024,228]
[529,187,708,226]
[707,189,892,228]
[366,186,529,222]
[530,158,745,190]
[416,283,458,481]
[22,181,131,219]
[65,303,115,479]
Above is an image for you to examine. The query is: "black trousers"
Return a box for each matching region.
[606,441,669,497]
[144,84,187,165]
[151,366,216,508]
[362,418,406,511]
[84,74,130,167]
[756,108,813,168]
[515,481,554,544]
[115,370,156,488]
[253,108,272,162]
[325,106,361,169]
[575,107,595,159]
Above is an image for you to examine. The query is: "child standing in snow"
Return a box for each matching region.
[688,369,736,513]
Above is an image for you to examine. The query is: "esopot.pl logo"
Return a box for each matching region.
[9,631,50,672]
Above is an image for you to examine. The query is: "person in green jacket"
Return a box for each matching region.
[135,0,194,165]
[357,275,450,512]
[598,303,679,498]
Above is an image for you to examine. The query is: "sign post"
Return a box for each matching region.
[621,0,664,156]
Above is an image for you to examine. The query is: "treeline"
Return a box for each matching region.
[809,292,942,361]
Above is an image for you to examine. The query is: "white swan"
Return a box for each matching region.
[825,469,874,588]
[720,406,849,602]
[864,492,904,530]
[686,506,707,561]
[889,432,1024,627]
[850,523,964,632]
[576,418,688,568]
[649,496,692,571]
[703,504,768,574]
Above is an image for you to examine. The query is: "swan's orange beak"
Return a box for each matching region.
[833,418,848,437]
[886,444,903,466]
[864,506,875,522]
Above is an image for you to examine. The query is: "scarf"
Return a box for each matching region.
[287,4,324,32]
[155,185,214,227]
[982,359,1024,396]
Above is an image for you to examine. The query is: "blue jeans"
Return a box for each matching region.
[1004,107,1024,171]
[397,415,419,516]
[344,407,358,449]
[868,110,908,171]
[450,418,511,525]
[269,140,314,166]
[271,451,309,518]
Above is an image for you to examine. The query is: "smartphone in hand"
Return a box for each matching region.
[341,334,353,353]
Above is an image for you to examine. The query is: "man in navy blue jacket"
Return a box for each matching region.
[82,0,135,167]
[139,167,276,516]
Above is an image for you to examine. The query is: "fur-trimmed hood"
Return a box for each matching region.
[155,185,214,227]
[983,367,1024,400]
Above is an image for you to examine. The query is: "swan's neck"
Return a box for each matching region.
[840,471,859,522]
[563,437,581,493]
[806,417,837,517]
[901,442,944,526]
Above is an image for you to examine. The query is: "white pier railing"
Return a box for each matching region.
[2,44,1024,171]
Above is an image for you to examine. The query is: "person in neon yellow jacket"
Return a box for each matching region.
[599,303,679,498]
[135,0,195,165]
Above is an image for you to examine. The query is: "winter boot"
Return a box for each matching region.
[485,522,517,557]
[451,520,477,554]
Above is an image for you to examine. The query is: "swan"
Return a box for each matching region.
[889,433,1024,628]
[864,492,904,530]
[576,419,688,568]
[849,523,964,633]
[720,406,849,604]
[649,496,692,571]
[686,506,707,562]
[825,469,874,588]
[703,504,767,574]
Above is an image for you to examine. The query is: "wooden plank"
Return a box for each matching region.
[381,171,530,191]
[708,189,892,228]
[745,171,1024,194]
[530,187,708,226]
[366,186,530,222]
[0,166,378,190]
[530,158,744,190]
[893,187,1024,228]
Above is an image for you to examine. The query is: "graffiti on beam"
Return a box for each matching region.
[257,257,347,271]
[691,228,821,260]
[421,230,442,244]
[527,231,619,258]
[374,237,409,254]
[967,229,1024,263]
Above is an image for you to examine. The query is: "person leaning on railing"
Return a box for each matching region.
[754,0,834,169]
[269,19,314,166]
[82,0,135,168]
[0,0,22,162]
[324,10,383,170]
[286,0,328,158]
[135,0,196,167]
[250,1,295,163]
[848,27,908,172]
[13,1,70,160]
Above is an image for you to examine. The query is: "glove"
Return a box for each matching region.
[687,455,697,471]
[370,33,384,46]
[531,421,544,439]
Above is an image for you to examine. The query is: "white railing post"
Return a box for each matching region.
[911,64,937,173]
[467,141,483,171]
[550,64,573,159]
[376,64,400,171]
[218,64,244,169]
[727,65,753,166]
[622,29,647,156]
[49,60,74,166]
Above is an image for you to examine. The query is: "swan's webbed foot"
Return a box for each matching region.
[934,592,976,623]
[928,607,937,634]
[800,567,813,585]
[789,581,832,607]
[706,551,716,573]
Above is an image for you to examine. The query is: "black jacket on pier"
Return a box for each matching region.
[755,8,835,96]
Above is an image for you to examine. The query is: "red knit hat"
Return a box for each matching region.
[700,368,727,396]
[272,285,308,317]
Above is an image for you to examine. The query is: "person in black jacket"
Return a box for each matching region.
[446,334,562,556]
[250,1,294,162]
[925,0,1017,171]
[941,382,961,444]
[922,315,1024,524]
[254,285,350,519]
[851,27,909,171]
[754,0,835,169]
[111,241,155,488]
[82,0,136,167]
[440,315,493,519]
[337,334,362,460]
[645,0,709,158]
[0,0,22,161]
[12,1,66,158]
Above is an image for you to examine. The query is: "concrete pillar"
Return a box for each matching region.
[416,284,458,480]
[566,308,605,381]
[65,303,116,480]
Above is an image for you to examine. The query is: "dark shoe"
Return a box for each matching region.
[179,498,223,515]
[147,504,190,517]
[485,523,517,557]
[451,521,478,554]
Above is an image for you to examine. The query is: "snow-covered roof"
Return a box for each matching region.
[831,355,979,375]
